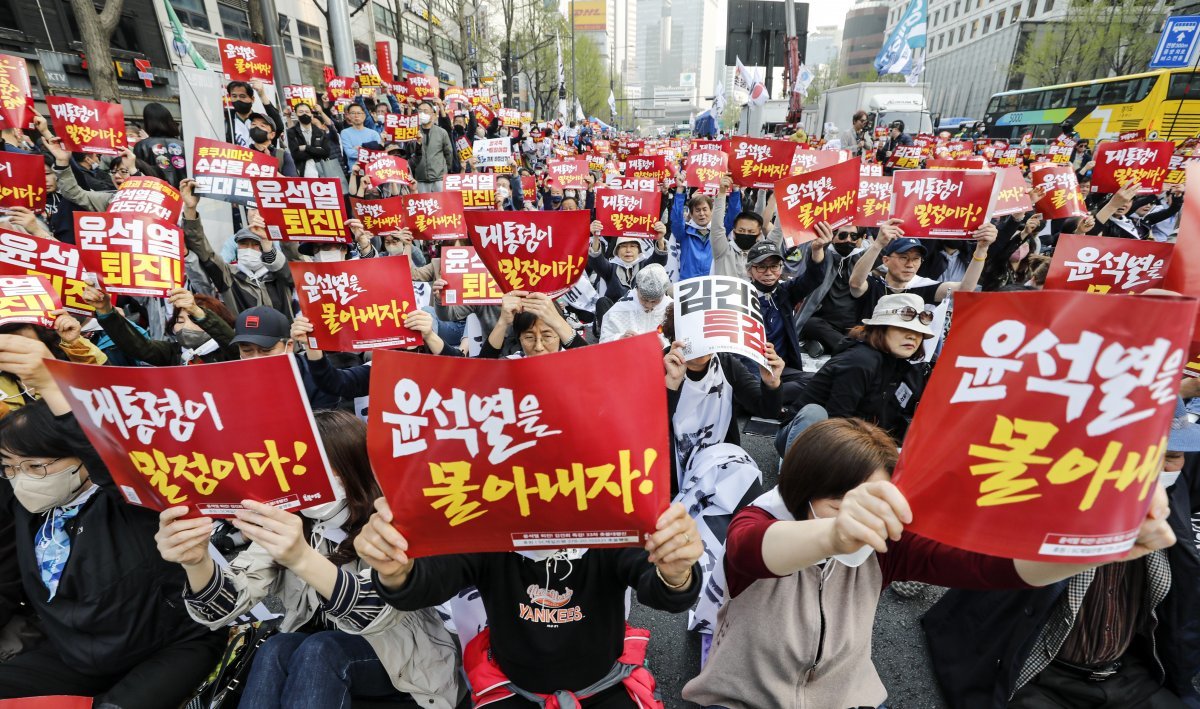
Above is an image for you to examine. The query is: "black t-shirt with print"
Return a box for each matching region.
[857,273,941,321]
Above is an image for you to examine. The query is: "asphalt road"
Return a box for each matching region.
[629,421,950,709]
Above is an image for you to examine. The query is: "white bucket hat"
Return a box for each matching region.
[861,293,935,338]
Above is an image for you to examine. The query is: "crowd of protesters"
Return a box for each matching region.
[0,63,1194,709]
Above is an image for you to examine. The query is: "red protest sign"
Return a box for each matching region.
[355,62,383,92]
[253,177,347,242]
[684,150,728,193]
[894,290,1194,561]
[192,137,278,206]
[465,210,589,296]
[674,276,768,368]
[521,175,537,204]
[376,41,395,84]
[0,152,45,211]
[891,169,997,237]
[384,113,418,142]
[1090,141,1174,194]
[885,145,924,171]
[0,697,91,709]
[989,146,1023,168]
[406,73,436,100]
[1166,152,1200,188]
[789,148,849,176]
[1162,163,1200,376]
[46,97,125,156]
[445,173,497,210]
[283,85,317,108]
[440,245,504,305]
[0,274,60,327]
[775,159,860,245]
[218,39,273,83]
[46,356,339,517]
[1043,234,1172,294]
[1119,128,1147,142]
[0,229,91,315]
[545,158,591,189]
[366,334,670,557]
[625,154,672,182]
[0,54,30,129]
[292,256,421,351]
[927,158,988,170]
[399,192,467,240]
[855,175,893,227]
[326,76,357,104]
[595,189,659,238]
[75,213,183,297]
[362,155,414,188]
[107,176,182,223]
[690,139,723,153]
[350,196,405,234]
[726,138,795,188]
[1031,163,1088,220]
[991,166,1034,217]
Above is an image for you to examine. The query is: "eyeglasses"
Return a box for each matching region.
[750,261,783,272]
[111,168,131,176]
[878,306,934,325]
[1,458,63,480]
[519,332,561,347]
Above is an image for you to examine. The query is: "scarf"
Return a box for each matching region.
[673,356,732,475]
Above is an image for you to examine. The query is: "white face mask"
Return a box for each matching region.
[313,249,344,263]
[1159,470,1180,489]
[238,248,264,271]
[301,475,347,519]
[810,502,875,567]
[384,243,405,256]
[12,462,86,514]
[419,112,433,125]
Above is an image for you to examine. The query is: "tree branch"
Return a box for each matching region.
[98,0,126,34]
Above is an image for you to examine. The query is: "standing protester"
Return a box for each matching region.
[875,120,913,176]
[288,103,333,179]
[410,100,453,193]
[226,79,284,148]
[133,102,188,187]
[340,104,382,173]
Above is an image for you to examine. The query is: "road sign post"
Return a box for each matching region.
[1151,16,1200,69]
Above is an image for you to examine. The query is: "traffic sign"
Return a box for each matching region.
[1151,16,1200,69]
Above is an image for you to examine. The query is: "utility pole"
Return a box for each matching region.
[328,0,356,76]
[260,0,291,86]
[571,0,577,120]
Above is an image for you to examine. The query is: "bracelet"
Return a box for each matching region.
[657,566,692,590]
[972,255,987,262]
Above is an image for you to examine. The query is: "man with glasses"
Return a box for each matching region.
[796,224,867,357]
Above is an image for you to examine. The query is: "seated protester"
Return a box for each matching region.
[712,180,774,280]
[797,226,866,357]
[681,417,1177,709]
[158,409,461,709]
[43,136,137,211]
[847,219,997,319]
[1138,185,1185,242]
[669,186,717,280]
[775,293,932,457]
[354,497,703,708]
[180,178,294,318]
[82,285,237,366]
[925,397,1200,708]
[0,310,107,413]
[599,264,672,344]
[979,213,1046,292]
[587,220,669,303]
[247,111,297,177]
[232,306,340,410]
[663,308,786,483]
[481,291,585,359]
[1091,179,1145,239]
[0,336,224,707]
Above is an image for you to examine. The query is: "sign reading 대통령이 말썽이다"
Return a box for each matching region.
[366,334,671,557]
[594,189,659,238]
[891,169,997,238]
[45,97,125,156]
[1089,141,1175,194]
[0,151,45,211]
[465,210,589,297]
[893,290,1194,562]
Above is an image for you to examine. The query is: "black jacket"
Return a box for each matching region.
[756,256,829,370]
[923,455,1200,707]
[287,123,332,176]
[2,412,222,674]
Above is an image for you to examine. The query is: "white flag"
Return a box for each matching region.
[734,57,751,91]
[575,98,586,121]
[607,89,616,117]
[904,52,925,87]
[793,63,814,96]
[748,68,769,107]
[713,80,726,115]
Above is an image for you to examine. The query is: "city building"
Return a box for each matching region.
[634,0,724,123]
[839,0,888,79]
[806,24,842,69]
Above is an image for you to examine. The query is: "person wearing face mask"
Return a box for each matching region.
[979,212,1045,292]
[179,179,295,318]
[248,112,298,177]
[0,336,226,707]
[82,285,238,366]
[42,134,139,211]
[669,186,719,280]
[72,151,112,190]
[586,220,669,303]
[156,409,461,709]
[300,241,352,263]
[682,417,1178,709]
[409,100,452,193]
[225,79,284,149]
[288,103,332,178]
[796,225,868,357]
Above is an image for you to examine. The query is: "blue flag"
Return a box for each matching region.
[875,0,927,75]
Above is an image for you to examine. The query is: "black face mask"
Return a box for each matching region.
[249,127,270,144]
[232,100,253,115]
[833,241,857,257]
[298,114,313,125]
[549,196,563,208]
[733,232,758,251]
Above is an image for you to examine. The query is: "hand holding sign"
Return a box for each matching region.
[156,506,215,568]
[832,480,913,554]
[232,499,316,570]
[0,332,55,392]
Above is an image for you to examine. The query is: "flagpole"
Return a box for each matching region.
[570,0,577,123]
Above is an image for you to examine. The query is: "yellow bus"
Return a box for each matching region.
[982,68,1200,144]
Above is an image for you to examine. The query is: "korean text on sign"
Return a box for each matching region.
[0,229,91,314]
[192,137,278,206]
[45,97,125,156]
[440,246,504,305]
[0,152,45,210]
[253,177,347,242]
[775,159,859,245]
[673,275,768,368]
[0,274,59,327]
[291,256,422,352]
[465,211,589,297]
[894,290,1194,562]
[1043,234,1173,294]
[366,334,671,556]
[107,176,183,223]
[75,213,184,297]
[445,173,497,210]
[891,169,997,238]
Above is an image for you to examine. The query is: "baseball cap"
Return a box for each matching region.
[881,238,927,257]
[746,240,784,266]
[230,306,290,348]
[1168,396,1200,452]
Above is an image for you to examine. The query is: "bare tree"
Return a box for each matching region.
[70,0,125,102]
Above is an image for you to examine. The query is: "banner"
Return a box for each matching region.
[350,196,404,234]
[440,245,504,305]
[926,158,988,170]
[727,138,795,188]
[0,274,59,327]
[46,356,339,517]
[445,173,497,210]
[1161,163,1200,376]
[521,175,537,205]
[474,137,513,168]
[45,97,125,155]
[399,192,467,240]
[673,276,767,368]
[789,148,849,176]
[625,154,672,182]
[384,113,418,143]
[0,230,90,314]
[894,290,1193,561]
[283,85,317,108]
[0,54,30,129]
[0,152,44,211]
[75,213,184,297]
[684,150,727,194]
[885,145,924,171]
[252,177,347,242]
[366,334,670,556]
[1166,152,1200,187]
[406,73,436,100]
[545,157,590,189]
[292,256,421,351]
[355,62,383,92]
[775,159,859,245]
[855,175,893,227]
[572,0,607,31]
[594,189,659,238]
[1043,234,1172,294]
[497,108,521,128]
[326,76,357,104]
[1090,141,1174,194]
[192,137,278,206]
[455,135,473,164]
[362,155,413,188]
[107,176,182,223]
[891,169,997,237]
[376,41,395,85]
[1031,163,1087,220]
[218,39,273,83]
[991,166,1034,217]
[465,210,589,296]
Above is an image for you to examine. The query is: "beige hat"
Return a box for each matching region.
[861,293,935,338]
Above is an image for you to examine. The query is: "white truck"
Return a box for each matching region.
[817,82,933,140]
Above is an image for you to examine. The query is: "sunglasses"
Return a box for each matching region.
[879,306,934,325]
[834,231,858,240]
